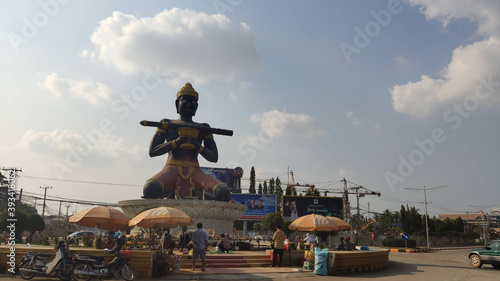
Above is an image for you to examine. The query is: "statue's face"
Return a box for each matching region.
[177,95,198,116]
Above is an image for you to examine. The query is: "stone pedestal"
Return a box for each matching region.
[118,199,247,234]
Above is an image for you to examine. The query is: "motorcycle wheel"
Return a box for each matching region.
[72,263,92,281]
[119,263,134,281]
[57,263,73,281]
[20,260,36,280]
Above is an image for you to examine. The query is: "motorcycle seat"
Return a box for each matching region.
[75,255,104,264]
[27,252,52,258]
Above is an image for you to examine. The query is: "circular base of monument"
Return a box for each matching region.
[118,199,247,234]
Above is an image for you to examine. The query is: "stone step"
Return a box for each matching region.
[180,253,271,269]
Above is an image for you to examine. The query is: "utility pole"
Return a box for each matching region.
[406,185,446,249]
[40,186,52,218]
[65,204,71,234]
[342,178,350,222]
[468,204,494,246]
[58,201,63,222]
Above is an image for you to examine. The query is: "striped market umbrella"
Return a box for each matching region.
[288,213,337,232]
[326,216,352,231]
[68,206,132,231]
[128,206,194,229]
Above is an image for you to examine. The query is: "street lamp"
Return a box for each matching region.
[405,185,446,249]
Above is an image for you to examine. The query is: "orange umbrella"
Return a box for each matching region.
[326,216,352,231]
[129,206,194,229]
[288,214,336,231]
[68,206,132,231]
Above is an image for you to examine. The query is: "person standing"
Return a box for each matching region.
[271,225,286,267]
[191,222,209,271]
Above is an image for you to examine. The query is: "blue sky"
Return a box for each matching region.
[1,0,499,218]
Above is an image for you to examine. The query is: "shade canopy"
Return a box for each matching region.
[129,206,194,229]
[68,206,132,232]
[326,216,352,231]
[288,213,337,232]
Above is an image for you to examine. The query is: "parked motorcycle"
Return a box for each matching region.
[19,240,73,280]
[72,235,134,281]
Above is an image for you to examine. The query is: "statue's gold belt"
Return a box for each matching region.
[166,159,200,168]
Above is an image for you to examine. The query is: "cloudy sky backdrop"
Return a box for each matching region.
[1,0,499,218]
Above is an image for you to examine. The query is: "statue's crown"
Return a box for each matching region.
[176,82,199,100]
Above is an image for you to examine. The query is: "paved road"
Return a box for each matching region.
[2,249,498,280]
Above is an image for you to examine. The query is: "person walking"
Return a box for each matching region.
[191,222,209,271]
[271,225,286,267]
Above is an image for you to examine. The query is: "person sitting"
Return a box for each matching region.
[344,236,355,250]
[337,236,345,250]
[304,233,317,249]
[32,227,47,244]
[217,234,231,253]
[163,232,175,255]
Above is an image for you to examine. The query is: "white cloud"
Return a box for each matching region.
[346,111,364,126]
[391,1,500,117]
[391,36,500,117]
[39,73,113,105]
[18,129,145,161]
[81,8,258,83]
[407,0,500,37]
[394,56,409,71]
[250,110,328,138]
[346,111,380,130]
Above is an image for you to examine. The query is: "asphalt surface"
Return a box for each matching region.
[2,247,498,281]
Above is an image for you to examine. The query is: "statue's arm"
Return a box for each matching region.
[198,124,218,163]
[148,129,175,157]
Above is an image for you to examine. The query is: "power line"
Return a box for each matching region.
[18,175,141,187]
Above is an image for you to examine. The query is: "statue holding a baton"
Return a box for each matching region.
[141,83,232,201]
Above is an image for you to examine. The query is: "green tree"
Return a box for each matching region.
[249,166,256,194]
[399,205,408,232]
[0,210,30,243]
[275,177,283,212]
[380,209,394,233]
[27,213,45,233]
[285,185,292,196]
[258,183,263,194]
[262,212,284,232]
[305,188,320,197]
[263,181,268,195]
[269,178,275,195]
[253,222,265,235]
[407,206,423,234]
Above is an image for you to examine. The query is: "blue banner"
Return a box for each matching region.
[201,167,243,191]
[230,194,277,220]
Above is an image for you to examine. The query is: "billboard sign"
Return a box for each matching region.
[230,194,276,220]
[201,167,243,191]
[282,195,343,221]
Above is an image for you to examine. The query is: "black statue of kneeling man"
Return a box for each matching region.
[142,83,231,201]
